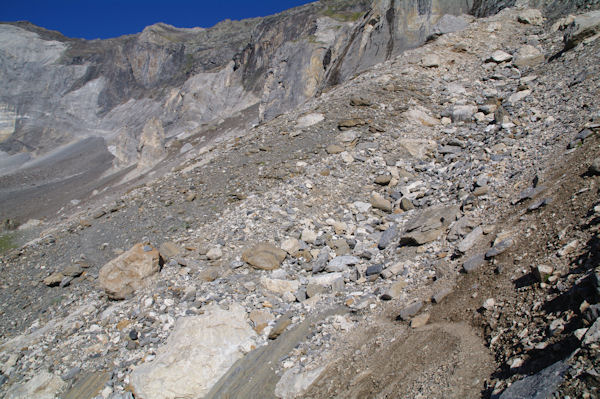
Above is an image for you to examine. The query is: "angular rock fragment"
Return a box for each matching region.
[513,45,544,68]
[378,224,397,250]
[397,301,423,321]
[532,265,554,283]
[242,243,287,270]
[485,239,514,259]
[564,10,600,50]
[400,205,460,246]
[98,243,163,300]
[370,192,393,213]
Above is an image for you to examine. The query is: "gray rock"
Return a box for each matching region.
[331,277,345,292]
[326,144,344,155]
[398,301,423,321]
[400,205,460,246]
[532,265,554,282]
[306,283,325,298]
[350,96,372,107]
[326,256,360,272]
[463,253,486,273]
[59,276,74,288]
[485,239,514,258]
[269,313,293,340]
[451,105,478,122]
[564,10,600,50]
[487,50,513,63]
[43,272,64,287]
[365,264,383,276]
[295,287,307,302]
[62,264,83,277]
[458,226,483,253]
[513,185,546,204]
[98,243,163,300]
[527,197,552,212]
[422,54,441,68]
[431,14,468,36]
[499,360,569,399]
[589,158,600,175]
[62,367,81,381]
[374,174,392,185]
[371,192,393,213]
[312,248,331,274]
[584,318,600,345]
[378,224,397,250]
[513,45,544,68]
[242,243,287,270]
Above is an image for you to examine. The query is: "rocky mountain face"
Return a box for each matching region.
[0,0,524,223]
[1,1,600,399]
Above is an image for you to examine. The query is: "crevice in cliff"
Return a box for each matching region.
[385,0,397,60]
[323,12,369,88]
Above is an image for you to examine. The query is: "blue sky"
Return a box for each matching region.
[1,0,316,40]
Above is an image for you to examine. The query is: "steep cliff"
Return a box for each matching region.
[0,0,536,222]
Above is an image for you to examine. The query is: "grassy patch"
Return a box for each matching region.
[323,8,363,22]
[0,233,17,254]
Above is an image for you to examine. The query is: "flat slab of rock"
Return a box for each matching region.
[517,9,544,25]
[159,241,181,259]
[487,50,512,63]
[130,304,257,399]
[458,226,483,253]
[242,243,287,270]
[400,205,460,246]
[499,360,568,399]
[98,243,163,300]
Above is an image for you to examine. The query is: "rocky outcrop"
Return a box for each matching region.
[0,0,492,166]
[130,304,257,399]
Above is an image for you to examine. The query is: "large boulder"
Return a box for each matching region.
[242,243,287,270]
[130,304,257,399]
[98,243,163,300]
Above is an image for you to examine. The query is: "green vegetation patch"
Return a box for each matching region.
[0,232,17,254]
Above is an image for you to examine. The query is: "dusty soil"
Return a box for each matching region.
[304,122,600,399]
